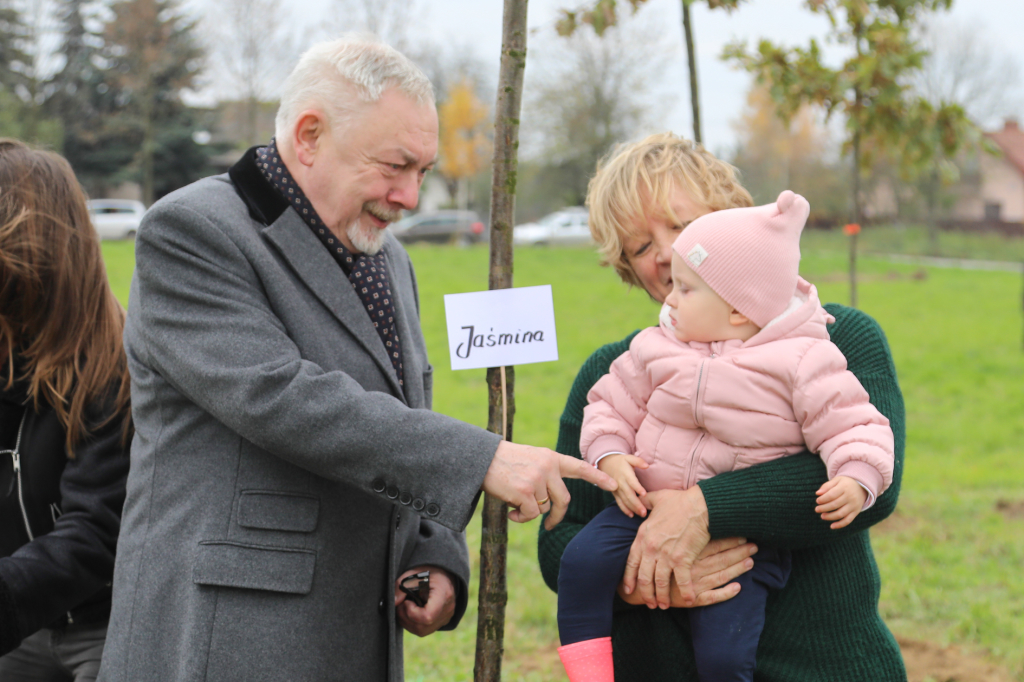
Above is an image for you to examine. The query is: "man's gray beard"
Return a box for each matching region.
[346,219,387,255]
[347,202,400,255]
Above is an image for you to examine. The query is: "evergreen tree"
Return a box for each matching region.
[0,1,62,146]
[0,1,31,92]
[45,0,126,193]
[101,0,207,204]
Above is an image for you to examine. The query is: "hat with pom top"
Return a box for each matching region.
[672,190,810,328]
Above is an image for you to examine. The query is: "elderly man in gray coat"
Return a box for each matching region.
[97,37,612,682]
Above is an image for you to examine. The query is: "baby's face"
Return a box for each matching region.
[664,252,737,343]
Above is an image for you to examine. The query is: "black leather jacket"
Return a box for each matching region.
[0,367,130,655]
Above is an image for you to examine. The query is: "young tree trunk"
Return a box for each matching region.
[681,0,702,145]
[850,126,860,309]
[926,164,940,256]
[475,0,528,679]
[142,88,156,207]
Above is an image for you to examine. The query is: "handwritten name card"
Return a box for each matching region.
[443,285,559,371]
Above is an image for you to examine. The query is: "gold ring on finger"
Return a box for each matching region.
[537,497,550,506]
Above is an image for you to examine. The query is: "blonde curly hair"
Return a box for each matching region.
[587,132,753,289]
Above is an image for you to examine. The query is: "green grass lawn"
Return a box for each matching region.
[101,233,1024,681]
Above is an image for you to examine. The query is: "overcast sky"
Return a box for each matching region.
[188,0,1024,157]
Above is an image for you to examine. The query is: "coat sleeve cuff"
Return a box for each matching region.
[835,461,884,504]
[585,435,632,466]
[404,521,471,631]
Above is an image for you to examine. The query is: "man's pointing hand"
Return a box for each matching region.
[481,441,617,530]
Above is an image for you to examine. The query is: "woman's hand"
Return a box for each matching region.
[616,536,756,607]
[622,486,743,610]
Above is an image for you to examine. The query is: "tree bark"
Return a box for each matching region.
[681,0,702,144]
[475,1,528,680]
[850,126,860,309]
[142,88,156,207]
[926,164,940,255]
[849,20,863,310]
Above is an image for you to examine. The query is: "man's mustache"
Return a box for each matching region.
[366,201,401,224]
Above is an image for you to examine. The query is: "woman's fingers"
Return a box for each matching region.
[691,539,757,586]
[696,536,749,561]
[622,536,642,595]
[635,542,660,607]
[690,580,742,608]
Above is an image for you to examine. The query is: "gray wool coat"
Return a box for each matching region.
[97,150,501,682]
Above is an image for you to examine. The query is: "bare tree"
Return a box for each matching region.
[914,17,1023,129]
[524,11,673,205]
[326,0,419,51]
[207,0,293,146]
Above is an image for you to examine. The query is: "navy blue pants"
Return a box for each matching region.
[558,504,791,682]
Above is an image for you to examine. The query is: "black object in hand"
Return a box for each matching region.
[399,570,430,607]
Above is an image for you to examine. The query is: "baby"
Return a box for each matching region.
[557,191,895,682]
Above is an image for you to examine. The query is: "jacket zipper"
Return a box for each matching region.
[4,411,74,624]
[2,412,34,542]
[688,354,716,488]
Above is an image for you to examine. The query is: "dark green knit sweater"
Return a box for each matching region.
[538,304,907,681]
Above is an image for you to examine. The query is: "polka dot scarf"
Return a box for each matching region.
[256,139,404,391]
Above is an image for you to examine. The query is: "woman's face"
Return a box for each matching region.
[622,185,710,303]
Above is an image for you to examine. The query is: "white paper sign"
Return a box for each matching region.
[443,285,559,371]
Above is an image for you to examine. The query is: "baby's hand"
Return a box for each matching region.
[815,476,868,529]
[597,454,649,518]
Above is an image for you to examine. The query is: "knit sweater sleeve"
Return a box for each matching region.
[537,331,639,593]
[697,303,905,549]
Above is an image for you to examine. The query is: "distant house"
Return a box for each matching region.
[953,119,1024,224]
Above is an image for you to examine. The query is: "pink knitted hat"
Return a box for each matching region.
[672,190,810,328]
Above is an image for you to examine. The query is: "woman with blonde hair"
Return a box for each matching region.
[539,132,906,680]
[0,139,131,681]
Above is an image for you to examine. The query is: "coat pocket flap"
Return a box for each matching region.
[238,490,319,533]
[193,541,316,595]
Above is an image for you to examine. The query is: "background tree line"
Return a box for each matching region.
[1,0,1020,224]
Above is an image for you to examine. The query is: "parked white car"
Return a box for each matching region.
[513,208,591,246]
[87,199,146,240]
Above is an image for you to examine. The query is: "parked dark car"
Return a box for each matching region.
[389,210,486,245]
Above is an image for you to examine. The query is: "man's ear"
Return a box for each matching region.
[729,309,752,327]
[292,110,326,167]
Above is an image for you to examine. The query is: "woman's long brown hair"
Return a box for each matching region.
[0,138,131,456]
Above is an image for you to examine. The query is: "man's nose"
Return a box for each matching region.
[388,173,420,210]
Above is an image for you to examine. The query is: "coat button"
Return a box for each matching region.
[379,599,385,613]
[426,503,440,517]
[386,485,399,500]
[399,491,412,505]
[372,479,386,493]
[412,498,425,511]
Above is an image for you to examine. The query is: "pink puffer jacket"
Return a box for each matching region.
[581,279,894,499]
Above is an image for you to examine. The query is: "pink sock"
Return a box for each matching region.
[558,637,614,682]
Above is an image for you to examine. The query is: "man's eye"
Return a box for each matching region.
[390,164,402,170]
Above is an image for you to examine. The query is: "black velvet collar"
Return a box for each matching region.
[228,146,290,226]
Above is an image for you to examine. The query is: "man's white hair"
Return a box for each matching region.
[274,35,435,142]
